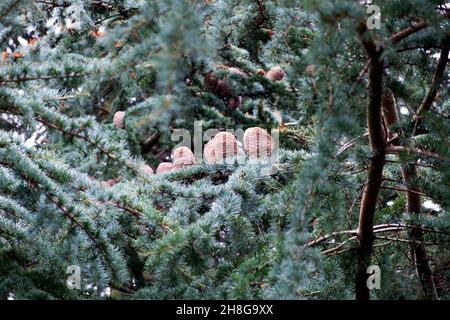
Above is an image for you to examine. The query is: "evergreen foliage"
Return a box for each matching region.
[0,0,449,300]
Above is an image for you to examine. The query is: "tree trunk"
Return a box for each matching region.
[398,44,448,299]
[355,150,385,300]
[355,23,386,301]
[402,164,438,299]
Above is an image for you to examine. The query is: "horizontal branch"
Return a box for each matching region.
[307,223,449,248]
[391,20,428,44]
[386,145,448,161]
[0,158,118,276]
[380,185,428,197]
[374,235,446,246]
[140,131,161,154]
[0,73,93,84]
[0,107,138,171]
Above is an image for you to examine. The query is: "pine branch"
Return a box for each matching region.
[307,224,449,249]
[380,185,427,197]
[416,44,450,116]
[391,11,450,47]
[0,0,22,23]
[353,11,449,86]
[0,105,139,171]
[0,149,126,283]
[140,130,161,154]
[391,20,429,44]
[0,73,93,84]
[33,0,70,8]
[386,145,448,162]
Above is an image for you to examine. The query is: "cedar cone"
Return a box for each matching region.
[244,127,273,159]
[113,111,125,128]
[156,162,175,174]
[266,66,285,81]
[211,132,238,163]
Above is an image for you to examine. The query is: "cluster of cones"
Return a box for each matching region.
[110,127,273,176]
[154,127,274,174]
[112,65,286,128]
[203,65,286,109]
[112,112,275,174]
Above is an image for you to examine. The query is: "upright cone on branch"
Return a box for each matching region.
[203,67,246,109]
[204,71,220,91]
[261,28,275,39]
[266,66,285,81]
[113,111,125,128]
[172,146,196,167]
[212,132,238,163]
[203,139,217,164]
[139,165,154,176]
[227,96,243,109]
[100,178,119,188]
[217,65,247,76]
[204,71,232,97]
[156,162,175,174]
[244,127,273,159]
[256,69,266,76]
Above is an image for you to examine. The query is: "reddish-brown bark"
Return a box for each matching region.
[402,164,438,299]
[355,23,386,301]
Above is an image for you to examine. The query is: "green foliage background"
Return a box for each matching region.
[0,0,449,300]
